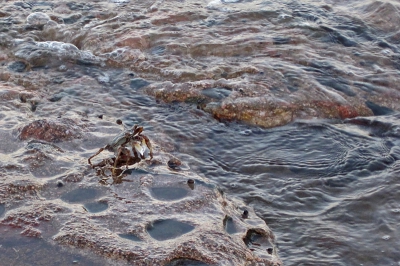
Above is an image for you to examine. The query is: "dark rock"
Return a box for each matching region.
[168,158,182,169]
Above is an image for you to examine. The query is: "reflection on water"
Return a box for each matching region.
[1,0,400,264]
[149,107,400,265]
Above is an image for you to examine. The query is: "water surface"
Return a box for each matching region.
[1,0,400,265]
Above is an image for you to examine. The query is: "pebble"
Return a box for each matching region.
[167,158,182,169]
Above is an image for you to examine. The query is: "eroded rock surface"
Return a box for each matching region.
[0,147,282,265]
[1,111,282,265]
[53,171,281,265]
[18,118,84,142]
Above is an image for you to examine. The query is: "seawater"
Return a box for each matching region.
[1,0,400,265]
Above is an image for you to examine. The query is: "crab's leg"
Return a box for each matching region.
[142,135,153,159]
[112,146,124,177]
[133,126,144,136]
[88,147,105,166]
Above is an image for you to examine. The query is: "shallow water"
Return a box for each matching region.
[1,0,400,265]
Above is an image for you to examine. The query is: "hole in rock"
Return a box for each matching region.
[223,216,238,234]
[147,219,194,241]
[29,161,70,178]
[150,187,189,201]
[166,258,210,266]
[84,201,108,213]
[243,229,274,258]
[118,234,142,242]
[61,188,100,203]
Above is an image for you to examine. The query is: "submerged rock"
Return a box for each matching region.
[18,118,83,142]
[145,80,373,128]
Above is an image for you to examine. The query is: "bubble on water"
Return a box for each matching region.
[381,235,390,240]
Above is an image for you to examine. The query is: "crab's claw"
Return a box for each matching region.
[134,141,146,158]
[133,126,144,136]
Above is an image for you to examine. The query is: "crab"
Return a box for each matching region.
[88,124,153,179]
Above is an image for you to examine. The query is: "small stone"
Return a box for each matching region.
[187,179,195,190]
[167,158,181,169]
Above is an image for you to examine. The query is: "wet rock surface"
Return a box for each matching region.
[0,148,281,265]
[51,163,281,265]
[0,79,281,265]
[18,118,84,142]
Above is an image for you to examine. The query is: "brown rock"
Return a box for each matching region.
[19,119,83,142]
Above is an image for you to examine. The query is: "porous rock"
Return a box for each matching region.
[18,118,83,142]
[53,170,282,265]
[0,135,282,265]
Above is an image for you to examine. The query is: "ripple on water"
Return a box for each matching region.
[147,219,194,241]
